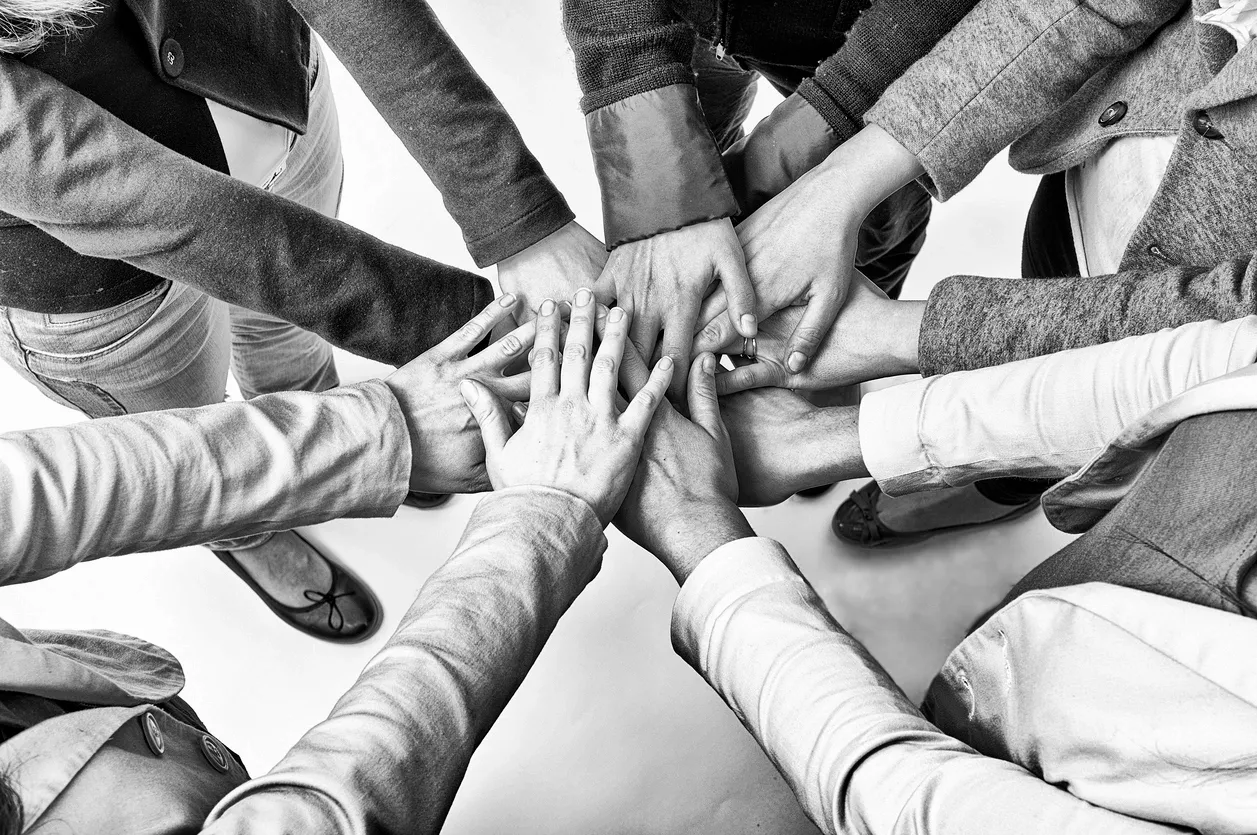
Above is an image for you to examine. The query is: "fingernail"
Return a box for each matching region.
[539,298,556,315]
[788,352,808,373]
[741,313,757,335]
[512,402,528,421]
[498,293,516,308]
[574,287,592,306]
[459,380,478,406]
[703,354,715,373]
[659,356,674,370]
[609,307,625,323]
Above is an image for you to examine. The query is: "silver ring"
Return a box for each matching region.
[740,337,757,360]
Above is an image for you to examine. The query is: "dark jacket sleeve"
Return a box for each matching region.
[562,0,738,247]
[0,58,493,368]
[918,256,1257,375]
[288,0,573,266]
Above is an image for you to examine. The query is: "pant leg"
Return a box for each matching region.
[1001,409,1257,616]
[691,38,762,153]
[226,40,342,398]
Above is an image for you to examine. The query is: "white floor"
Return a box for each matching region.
[0,3,1076,832]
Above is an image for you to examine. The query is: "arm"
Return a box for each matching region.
[0,297,536,586]
[718,316,1257,501]
[204,487,608,835]
[0,58,491,368]
[288,0,572,266]
[725,0,979,213]
[864,0,1184,200]
[671,536,1182,834]
[207,290,673,834]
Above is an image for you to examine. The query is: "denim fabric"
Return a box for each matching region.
[691,40,931,299]
[0,51,342,549]
[1005,409,1257,615]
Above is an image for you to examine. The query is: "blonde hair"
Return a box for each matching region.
[0,0,101,55]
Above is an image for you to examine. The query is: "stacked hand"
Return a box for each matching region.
[496,221,609,322]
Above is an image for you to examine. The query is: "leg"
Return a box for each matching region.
[691,38,762,153]
[1002,409,1257,615]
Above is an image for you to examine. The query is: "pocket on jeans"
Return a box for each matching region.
[31,373,127,418]
[20,281,172,360]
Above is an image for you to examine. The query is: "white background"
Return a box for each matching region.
[0,3,1074,832]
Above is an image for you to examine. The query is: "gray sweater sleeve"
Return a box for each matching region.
[919,256,1257,375]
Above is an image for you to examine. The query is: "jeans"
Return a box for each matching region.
[0,44,343,549]
[690,40,932,299]
[1003,409,1257,615]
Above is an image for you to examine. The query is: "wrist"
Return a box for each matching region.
[659,499,754,585]
[810,406,869,486]
[815,124,924,218]
[870,297,923,375]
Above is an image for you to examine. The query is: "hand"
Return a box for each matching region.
[694,125,925,372]
[713,272,923,394]
[614,347,755,584]
[495,221,608,322]
[385,295,535,494]
[461,289,673,525]
[597,217,757,400]
[720,387,866,506]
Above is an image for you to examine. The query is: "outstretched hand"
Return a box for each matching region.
[460,288,673,525]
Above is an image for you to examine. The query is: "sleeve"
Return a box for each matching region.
[287,0,574,265]
[863,0,1184,199]
[0,58,494,369]
[0,381,410,586]
[860,317,1257,496]
[562,0,739,247]
[671,537,1183,835]
[919,255,1257,375]
[203,487,608,835]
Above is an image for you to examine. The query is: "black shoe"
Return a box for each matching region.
[403,491,452,509]
[795,483,836,498]
[831,480,1039,549]
[215,532,383,644]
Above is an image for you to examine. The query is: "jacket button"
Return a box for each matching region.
[161,37,185,77]
[1098,101,1127,127]
[200,734,232,773]
[1193,112,1224,139]
[139,711,165,756]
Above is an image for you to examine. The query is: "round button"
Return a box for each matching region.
[1193,112,1223,140]
[1098,101,1127,127]
[160,37,185,77]
[200,734,232,773]
[139,711,165,756]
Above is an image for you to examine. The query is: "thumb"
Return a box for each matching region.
[785,290,841,374]
[687,353,725,441]
[460,379,511,455]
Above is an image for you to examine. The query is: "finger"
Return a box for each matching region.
[436,294,519,360]
[687,352,726,441]
[466,319,536,374]
[692,307,742,355]
[530,298,561,400]
[696,285,730,336]
[511,401,529,425]
[659,298,701,400]
[460,379,511,455]
[716,249,758,340]
[618,335,652,397]
[785,293,841,374]
[628,302,661,369]
[620,355,674,436]
[560,287,596,397]
[715,360,788,395]
[485,371,532,402]
[590,306,629,413]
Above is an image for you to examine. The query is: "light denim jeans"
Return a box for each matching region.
[0,44,342,549]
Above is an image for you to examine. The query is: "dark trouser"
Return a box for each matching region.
[1001,409,1257,616]
[691,41,931,300]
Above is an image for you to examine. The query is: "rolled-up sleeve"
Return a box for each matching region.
[672,537,1181,834]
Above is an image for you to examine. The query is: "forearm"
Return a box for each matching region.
[0,59,492,367]
[864,316,1257,496]
[0,382,409,586]
[920,257,1257,375]
[205,488,607,835]
[672,539,1180,834]
[289,0,572,264]
[864,0,1183,199]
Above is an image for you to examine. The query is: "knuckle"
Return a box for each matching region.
[459,321,487,342]
[636,390,657,410]
[531,347,557,369]
[564,344,588,361]
[701,322,726,346]
[593,356,617,373]
[793,325,826,346]
[499,334,523,356]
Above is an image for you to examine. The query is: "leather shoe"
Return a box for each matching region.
[403,491,452,509]
[832,480,1038,549]
[215,532,382,643]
